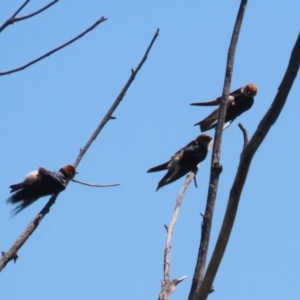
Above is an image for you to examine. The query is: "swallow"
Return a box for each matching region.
[190,83,258,132]
[7,165,77,214]
[147,134,212,191]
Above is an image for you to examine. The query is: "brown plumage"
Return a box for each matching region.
[191,83,258,132]
[147,134,212,191]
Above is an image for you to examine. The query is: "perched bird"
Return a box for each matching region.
[147,134,212,191]
[7,165,77,214]
[191,83,258,132]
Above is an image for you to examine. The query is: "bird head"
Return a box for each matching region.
[196,134,213,147]
[59,165,77,180]
[243,83,258,97]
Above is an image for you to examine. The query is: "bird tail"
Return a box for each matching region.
[190,98,220,106]
[195,112,218,132]
[147,161,170,173]
[9,182,24,193]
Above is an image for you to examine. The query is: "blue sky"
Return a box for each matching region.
[1,1,300,299]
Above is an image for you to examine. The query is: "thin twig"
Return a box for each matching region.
[0,17,107,75]
[74,28,160,167]
[238,123,248,148]
[0,0,58,33]
[72,178,120,187]
[14,1,58,23]
[196,31,300,300]
[189,1,248,299]
[158,172,194,300]
[0,0,30,32]
[0,28,159,272]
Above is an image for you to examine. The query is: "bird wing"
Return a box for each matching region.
[156,140,205,190]
[194,107,219,131]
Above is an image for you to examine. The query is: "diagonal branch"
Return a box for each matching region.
[74,28,160,167]
[158,172,194,300]
[0,0,30,32]
[189,1,248,299]
[13,1,58,24]
[0,0,59,33]
[196,31,300,300]
[0,16,107,75]
[0,28,159,272]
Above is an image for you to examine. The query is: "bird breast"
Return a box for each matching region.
[24,171,39,185]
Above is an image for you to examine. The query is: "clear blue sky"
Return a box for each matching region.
[1,1,300,299]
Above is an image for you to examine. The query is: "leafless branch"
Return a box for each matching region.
[72,178,120,188]
[0,0,30,32]
[0,195,55,271]
[0,16,107,75]
[0,28,159,272]
[74,28,160,167]
[158,172,194,300]
[238,123,248,147]
[189,1,248,299]
[0,0,58,33]
[15,1,58,22]
[196,31,300,300]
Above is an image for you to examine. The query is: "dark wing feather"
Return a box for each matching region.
[194,107,219,132]
[156,140,207,190]
[225,96,254,122]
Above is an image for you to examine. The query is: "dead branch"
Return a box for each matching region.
[189,1,248,299]
[72,178,120,187]
[238,123,248,147]
[0,0,30,33]
[0,0,58,33]
[158,172,194,300]
[196,31,300,300]
[0,16,107,76]
[74,28,160,167]
[0,28,159,272]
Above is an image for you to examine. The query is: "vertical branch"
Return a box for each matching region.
[189,1,248,299]
[196,31,300,300]
[158,173,194,299]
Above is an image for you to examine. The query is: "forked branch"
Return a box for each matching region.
[196,31,300,300]
[0,0,59,33]
[0,28,159,272]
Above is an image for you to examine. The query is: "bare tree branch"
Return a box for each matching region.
[0,196,54,271]
[13,1,58,23]
[238,123,248,147]
[74,28,160,167]
[189,1,248,299]
[0,16,107,75]
[0,0,30,32]
[72,178,120,188]
[0,0,58,33]
[196,31,300,300]
[158,172,195,300]
[0,28,159,272]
